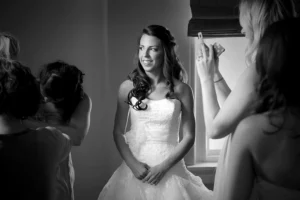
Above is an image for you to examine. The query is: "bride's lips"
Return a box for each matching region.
[142,60,153,65]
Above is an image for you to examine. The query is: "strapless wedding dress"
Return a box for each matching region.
[98,98,213,200]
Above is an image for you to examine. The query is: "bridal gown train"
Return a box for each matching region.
[98,97,213,200]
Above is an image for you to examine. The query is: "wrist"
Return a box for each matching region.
[160,160,171,171]
[200,76,214,85]
[125,157,138,167]
[214,77,224,83]
[214,71,222,81]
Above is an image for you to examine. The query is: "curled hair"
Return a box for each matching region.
[0,32,20,59]
[0,58,40,119]
[254,18,300,135]
[39,60,85,122]
[127,25,188,110]
[239,0,297,66]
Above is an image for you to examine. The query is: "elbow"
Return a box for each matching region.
[72,132,88,146]
[185,134,195,147]
[72,136,84,146]
[190,134,195,144]
[207,126,227,139]
[113,131,122,144]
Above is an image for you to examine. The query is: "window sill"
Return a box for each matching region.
[188,162,217,168]
[187,162,217,187]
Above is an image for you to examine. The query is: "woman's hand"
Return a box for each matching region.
[128,161,150,180]
[141,163,168,185]
[196,44,219,82]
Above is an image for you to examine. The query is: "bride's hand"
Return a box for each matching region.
[128,161,150,180]
[141,163,168,185]
[196,44,218,83]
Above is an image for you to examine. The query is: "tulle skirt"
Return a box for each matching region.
[98,160,213,200]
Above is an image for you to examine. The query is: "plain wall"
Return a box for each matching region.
[0,0,192,199]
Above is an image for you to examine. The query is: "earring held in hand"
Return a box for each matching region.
[197,32,225,58]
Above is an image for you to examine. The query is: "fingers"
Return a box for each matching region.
[201,44,207,59]
[137,167,149,180]
[142,171,157,185]
[137,173,145,180]
[208,44,214,60]
[149,174,161,185]
[142,171,151,183]
[142,173,162,186]
[144,164,150,170]
[153,176,161,185]
[196,46,204,62]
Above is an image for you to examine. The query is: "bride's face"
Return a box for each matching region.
[138,34,164,73]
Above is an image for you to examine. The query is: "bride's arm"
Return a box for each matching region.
[113,80,150,180]
[162,83,195,169]
[142,82,195,185]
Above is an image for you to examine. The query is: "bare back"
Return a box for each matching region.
[251,112,300,189]
[221,111,300,200]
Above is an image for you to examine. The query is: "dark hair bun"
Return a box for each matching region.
[39,60,84,122]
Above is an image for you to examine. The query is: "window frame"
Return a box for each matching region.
[186,37,221,164]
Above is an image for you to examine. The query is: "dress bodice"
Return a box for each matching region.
[127,98,181,142]
[124,98,182,163]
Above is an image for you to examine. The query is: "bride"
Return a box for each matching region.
[98,24,213,200]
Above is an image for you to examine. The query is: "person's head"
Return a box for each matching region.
[39,60,84,122]
[0,33,20,60]
[127,25,187,110]
[0,58,40,120]
[239,0,297,65]
[255,17,300,120]
[135,25,187,82]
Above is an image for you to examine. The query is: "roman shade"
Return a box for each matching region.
[188,0,243,38]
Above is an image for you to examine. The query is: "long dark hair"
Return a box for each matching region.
[39,60,84,123]
[254,17,300,135]
[127,25,187,110]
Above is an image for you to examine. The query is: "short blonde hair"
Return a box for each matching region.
[239,0,297,66]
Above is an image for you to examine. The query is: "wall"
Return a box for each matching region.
[1,0,192,199]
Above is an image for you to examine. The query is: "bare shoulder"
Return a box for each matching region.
[172,79,193,99]
[239,64,259,86]
[118,79,134,100]
[36,126,69,141]
[234,114,269,148]
[83,93,92,106]
[80,93,92,112]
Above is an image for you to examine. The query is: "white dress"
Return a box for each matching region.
[98,98,213,200]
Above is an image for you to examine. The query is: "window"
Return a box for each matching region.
[191,36,248,163]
